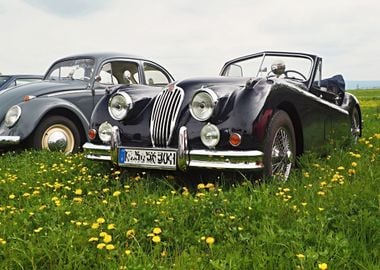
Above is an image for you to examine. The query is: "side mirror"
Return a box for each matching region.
[94,75,101,82]
[271,61,286,76]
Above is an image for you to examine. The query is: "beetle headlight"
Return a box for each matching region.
[5,105,22,128]
[98,122,113,143]
[108,92,133,120]
[189,88,218,121]
[200,123,220,148]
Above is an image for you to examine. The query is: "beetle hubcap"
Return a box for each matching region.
[271,127,293,180]
[42,124,75,153]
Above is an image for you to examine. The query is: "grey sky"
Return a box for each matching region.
[1,0,379,80]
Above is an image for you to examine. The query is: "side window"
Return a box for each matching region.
[143,63,170,86]
[313,61,322,88]
[98,61,140,85]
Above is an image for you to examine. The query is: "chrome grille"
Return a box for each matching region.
[150,86,184,147]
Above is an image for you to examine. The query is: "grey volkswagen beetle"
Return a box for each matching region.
[0,53,174,153]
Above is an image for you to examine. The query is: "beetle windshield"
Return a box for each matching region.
[0,76,11,87]
[223,54,313,82]
[45,58,95,82]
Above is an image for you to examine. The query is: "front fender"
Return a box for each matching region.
[2,97,89,141]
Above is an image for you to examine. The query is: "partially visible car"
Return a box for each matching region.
[84,51,361,181]
[0,53,174,153]
[0,75,43,91]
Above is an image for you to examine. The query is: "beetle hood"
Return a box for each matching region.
[0,80,88,121]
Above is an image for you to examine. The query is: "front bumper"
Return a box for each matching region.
[0,136,21,146]
[83,126,264,171]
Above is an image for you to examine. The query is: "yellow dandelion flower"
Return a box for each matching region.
[131,202,137,207]
[348,169,356,176]
[97,217,106,224]
[125,249,132,255]
[8,194,16,199]
[337,166,345,170]
[206,183,215,189]
[107,224,116,230]
[303,172,310,178]
[113,191,121,197]
[74,189,82,195]
[283,188,291,192]
[73,197,83,203]
[152,235,161,243]
[206,237,215,245]
[34,227,43,233]
[106,244,115,250]
[103,234,112,243]
[296,254,305,259]
[351,162,357,167]
[318,263,328,270]
[91,223,100,229]
[197,183,205,189]
[201,236,206,240]
[88,237,99,242]
[126,229,135,238]
[317,191,325,196]
[229,216,236,220]
[97,243,106,249]
[161,249,167,257]
[318,207,325,211]
[153,227,162,234]
[0,239,6,245]
[301,202,307,206]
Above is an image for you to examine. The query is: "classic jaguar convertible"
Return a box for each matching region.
[84,51,361,180]
[0,53,173,153]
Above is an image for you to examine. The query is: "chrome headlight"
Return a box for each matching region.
[5,105,22,128]
[108,92,133,120]
[200,123,220,148]
[189,88,218,121]
[98,122,113,143]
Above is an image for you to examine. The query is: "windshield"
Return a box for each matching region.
[223,54,313,82]
[45,58,95,82]
[0,76,11,87]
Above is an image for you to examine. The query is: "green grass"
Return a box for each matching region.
[1,90,379,269]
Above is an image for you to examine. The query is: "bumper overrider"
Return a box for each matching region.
[83,126,264,171]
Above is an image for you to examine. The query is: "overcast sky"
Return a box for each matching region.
[1,0,379,80]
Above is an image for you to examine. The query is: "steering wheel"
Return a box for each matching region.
[284,70,307,81]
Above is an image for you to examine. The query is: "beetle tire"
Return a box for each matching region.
[350,107,360,143]
[29,115,81,153]
[263,110,296,181]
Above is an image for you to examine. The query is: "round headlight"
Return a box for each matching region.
[108,92,133,120]
[200,123,220,148]
[98,122,113,143]
[5,105,22,128]
[189,89,218,121]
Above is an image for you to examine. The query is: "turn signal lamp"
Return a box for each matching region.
[229,133,241,147]
[88,129,97,140]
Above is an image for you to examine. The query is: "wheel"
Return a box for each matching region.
[263,110,296,181]
[29,115,81,153]
[350,107,360,143]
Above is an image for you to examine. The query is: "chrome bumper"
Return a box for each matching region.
[83,126,264,171]
[0,136,21,145]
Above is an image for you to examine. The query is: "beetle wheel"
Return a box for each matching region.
[263,110,296,181]
[29,115,81,153]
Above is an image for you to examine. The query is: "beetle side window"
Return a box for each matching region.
[98,61,139,86]
[143,63,170,86]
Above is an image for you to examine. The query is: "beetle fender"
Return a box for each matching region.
[6,97,89,141]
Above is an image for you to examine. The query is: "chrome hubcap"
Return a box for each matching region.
[41,124,75,153]
[271,127,293,180]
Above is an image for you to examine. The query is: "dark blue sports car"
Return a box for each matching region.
[84,51,362,180]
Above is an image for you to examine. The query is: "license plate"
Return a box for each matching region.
[118,147,177,170]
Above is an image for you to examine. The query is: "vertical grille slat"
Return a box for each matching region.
[150,86,184,147]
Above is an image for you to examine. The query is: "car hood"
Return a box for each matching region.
[0,80,88,121]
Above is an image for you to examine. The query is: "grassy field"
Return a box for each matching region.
[0,90,379,269]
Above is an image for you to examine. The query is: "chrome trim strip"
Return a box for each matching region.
[0,136,21,145]
[83,142,111,161]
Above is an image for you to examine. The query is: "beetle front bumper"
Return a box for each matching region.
[83,126,264,171]
[0,136,21,145]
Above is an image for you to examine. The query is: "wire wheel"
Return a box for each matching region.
[271,127,293,180]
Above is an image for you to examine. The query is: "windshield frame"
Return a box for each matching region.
[44,57,95,83]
